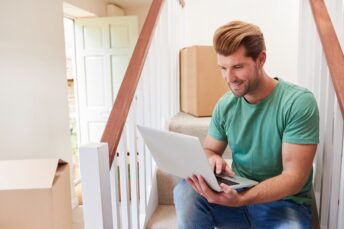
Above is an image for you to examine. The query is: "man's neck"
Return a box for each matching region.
[244,72,278,104]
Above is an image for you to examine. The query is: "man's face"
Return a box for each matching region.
[217,46,263,98]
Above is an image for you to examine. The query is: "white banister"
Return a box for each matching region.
[299,0,344,228]
[79,143,113,229]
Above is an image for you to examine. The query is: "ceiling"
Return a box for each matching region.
[108,0,152,9]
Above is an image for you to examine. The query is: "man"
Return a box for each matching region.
[174,21,319,228]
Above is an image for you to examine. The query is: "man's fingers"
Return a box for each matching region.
[215,160,222,174]
[220,183,232,193]
[188,175,202,194]
[187,177,198,192]
[224,165,235,177]
[220,183,237,196]
[198,175,213,195]
[186,177,194,186]
[198,175,219,202]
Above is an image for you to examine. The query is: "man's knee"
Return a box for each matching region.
[173,179,215,228]
[174,179,208,217]
[173,179,199,207]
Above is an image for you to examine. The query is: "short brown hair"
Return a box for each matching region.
[213,21,266,60]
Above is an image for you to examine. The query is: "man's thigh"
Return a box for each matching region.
[247,200,312,229]
[211,202,251,229]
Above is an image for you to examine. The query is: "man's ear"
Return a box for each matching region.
[257,51,266,67]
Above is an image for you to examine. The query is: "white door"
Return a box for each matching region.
[75,17,138,144]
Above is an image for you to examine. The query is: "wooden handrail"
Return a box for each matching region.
[310,0,344,118]
[101,0,164,167]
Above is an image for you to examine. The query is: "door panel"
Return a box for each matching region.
[85,56,106,107]
[110,25,130,48]
[75,17,138,144]
[83,26,104,49]
[111,55,130,99]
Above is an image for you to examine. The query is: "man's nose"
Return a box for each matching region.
[224,71,235,83]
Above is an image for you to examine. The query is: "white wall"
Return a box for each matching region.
[64,0,107,17]
[125,5,150,32]
[0,0,70,161]
[184,0,300,83]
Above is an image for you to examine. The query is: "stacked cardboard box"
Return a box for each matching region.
[180,46,229,117]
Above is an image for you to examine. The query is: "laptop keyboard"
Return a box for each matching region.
[216,176,239,186]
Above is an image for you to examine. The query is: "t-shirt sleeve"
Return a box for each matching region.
[208,100,228,142]
[283,92,319,144]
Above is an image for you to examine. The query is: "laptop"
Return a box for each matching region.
[137,125,258,192]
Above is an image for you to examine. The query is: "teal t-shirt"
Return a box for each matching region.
[208,78,319,204]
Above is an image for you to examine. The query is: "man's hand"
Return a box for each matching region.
[190,134,239,206]
[208,154,235,176]
[187,175,243,207]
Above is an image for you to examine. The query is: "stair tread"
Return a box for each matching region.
[168,112,210,144]
[157,170,180,205]
[147,205,177,229]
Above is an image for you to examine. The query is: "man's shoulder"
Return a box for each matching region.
[278,79,316,104]
[277,79,318,123]
[279,80,313,96]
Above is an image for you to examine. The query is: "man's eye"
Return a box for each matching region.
[234,65,243,69]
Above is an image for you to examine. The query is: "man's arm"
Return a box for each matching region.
[203,135,234,175]
[236,142,317,205]
[189,138,317,207]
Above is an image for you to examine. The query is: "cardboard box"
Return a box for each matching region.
[180,45,229,117]
[0,159,73,229]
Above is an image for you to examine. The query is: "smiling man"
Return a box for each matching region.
[173,21,319,228]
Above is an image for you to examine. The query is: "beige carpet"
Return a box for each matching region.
[72,205,84,229]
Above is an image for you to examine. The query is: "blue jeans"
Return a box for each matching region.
[174,180,311,229]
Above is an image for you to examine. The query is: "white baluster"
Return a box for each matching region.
[118,132,131,228]
[329,101,344,229]
[136,78,147,229]
[110,155,121,229]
